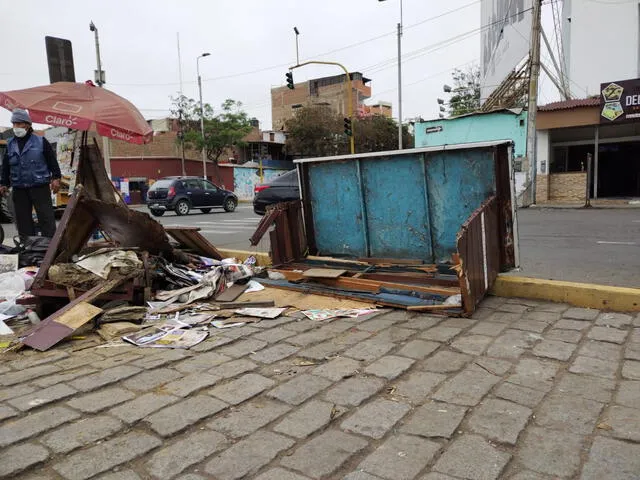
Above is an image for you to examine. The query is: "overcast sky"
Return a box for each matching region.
[1,0,561,130]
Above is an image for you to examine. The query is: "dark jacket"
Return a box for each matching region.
[1,131,61,188]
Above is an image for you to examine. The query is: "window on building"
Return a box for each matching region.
[269,132,275,142]
[291,104,302,109]
[550,145,593,173]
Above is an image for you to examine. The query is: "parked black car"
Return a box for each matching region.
[146,176,238,216]
[253,170,300,215]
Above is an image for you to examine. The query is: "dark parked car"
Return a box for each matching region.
[253,170,300,215]
[146,176,238,216]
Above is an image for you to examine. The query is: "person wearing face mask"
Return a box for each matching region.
[0,109,61,239]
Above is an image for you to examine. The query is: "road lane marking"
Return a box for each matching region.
[597,241,637,245]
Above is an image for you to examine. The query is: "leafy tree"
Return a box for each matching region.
[285,105,412,157]
[170,96,252,181]
[447,65,481,117]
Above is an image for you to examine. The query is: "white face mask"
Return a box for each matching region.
[13,128,27,138]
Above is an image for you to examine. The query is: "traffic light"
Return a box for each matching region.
[286,71,294,90]
[344,117,352,137]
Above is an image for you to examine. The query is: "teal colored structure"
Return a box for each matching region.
[415,109,527,158]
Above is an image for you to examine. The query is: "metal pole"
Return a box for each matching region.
[295,33,300,66]
[197,57,207,180]
[585,152,592,207]
[397,0,403,149]
[541,28,569,100]
[525,0,543,206]
[594,126,599,199]
[91,22,111,178]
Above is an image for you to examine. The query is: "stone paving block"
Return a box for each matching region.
[535,393,603,434]
[268,373,331,405]
[188,334,235,353]
[319,320,359,335]
[68,365,141,392]
[0,364,61,386]
[219,325,261,339]
[205,430,294,480]
[253,326,297,343]
[0,383,36,402]
[208,398,290,438]
[217,338,268,358]
[324,376,385,406]
[8,383,77,411]
[214,358,258,379]
[41,415,123,453]
[67,386,136,413]
[432,365,500,406]
[510,320,549,334]
[97,471,142,480]
[402,315,442,331]
[622,360,640,379]
[146,430,227,479]
[626,342,640,361]
[602,405,640,442]
[578,340,622,361]
[250,344,300,364]
[341,398,410,439]
[517,426,583,478]
[506,471,553,480]
[563,307,599,320]
[596,312,633,328]
[400,401,467,438]
[581,436,640,480]
[419,326,462,342]
[507,358,560,392]
[569,355,618,379]
[487,311,522,323]
[497,303,531,314]
[254,468,311,480]
[434,434,511,480]
[283,318,318,332]
[0,405,80,447]
[209,373,274,405]
[521,311,561,323]
[615,380,640,409]
[374,327,417,343]
[486,329,539,359]
[494,382,546,408]
[554,373,615,403]
[173,351,232,374]
[287,329,332,347]
[358,317,399,332]
[364,355,414,379]
[473,357,513,375]
[252,315,297,329]
[481,296,508,308]
[53,431,162,480]
[451,335,493,355]
[332,329,373,346]
[420,350,472,373]
[52,353,103,371]
[531,339,576,361]
[418,474,459,480]
[343,339,395,362]
[358,434,440,480]
[554,319,592,331]
[469,321,508,336]
[94,352,144,369]
[312,357,362,381]
[32,366,100,389]
[146,395,228,436]
[298,341,345,360]
[439,317,476,329]
[392,371,446,404]
[122,367,182,392]
[274,399,346,438]
[0,443,50,478]
[0,405,17,421]
[281,430,368,479]
[588,326,628,344]
[130,349,192,368]
[468,398,532,445]
[161,372,220,397]
[109,392,179,424]
[8,351,69,370]
[544,328,583,343]
[532,302,569,313]
[343,472,384,480]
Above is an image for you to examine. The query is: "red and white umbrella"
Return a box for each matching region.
[0,81,152,144]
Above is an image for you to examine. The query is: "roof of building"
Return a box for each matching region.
[538,97,600,112]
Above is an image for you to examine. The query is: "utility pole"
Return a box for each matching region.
[525,0,542,206]
[197,53,211,180]
[176,34,186,176]
[378,0,403,150]
[89,21,111,178]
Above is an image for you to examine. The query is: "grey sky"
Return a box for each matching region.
[1,0,560,129]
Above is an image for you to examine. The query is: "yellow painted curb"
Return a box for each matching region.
[492,275,640,312]
[218,249,271,267]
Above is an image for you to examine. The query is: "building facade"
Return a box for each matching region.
[271,72,373,130]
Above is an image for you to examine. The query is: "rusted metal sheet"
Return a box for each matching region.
[457,196,500,315]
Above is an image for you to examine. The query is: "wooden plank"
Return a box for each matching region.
[165,227,223,260]
[358,257,425,265]
[215,283,249,302]
[302,268,347,279]
[56,302,103,329]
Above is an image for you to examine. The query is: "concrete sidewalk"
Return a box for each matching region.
[0,296,638,479]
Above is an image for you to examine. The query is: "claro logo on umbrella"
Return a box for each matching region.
[43,114,79,127]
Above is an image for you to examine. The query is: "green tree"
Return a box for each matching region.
[354,115,413,152]
[448,65,481,117]
[171,96,252,181]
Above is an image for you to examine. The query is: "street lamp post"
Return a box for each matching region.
[197,52,211,180]
[378,0,403,150]
[89,21,111,177]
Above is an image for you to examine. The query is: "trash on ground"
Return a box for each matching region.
[234,307,287,319]
[0,254,19,274]
[123,324,208,349]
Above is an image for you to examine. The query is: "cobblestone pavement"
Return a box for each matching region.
[1,297,639,479]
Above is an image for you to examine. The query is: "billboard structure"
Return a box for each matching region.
[480,0,532,102]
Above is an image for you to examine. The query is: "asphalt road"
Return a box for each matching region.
[2,204,638,288]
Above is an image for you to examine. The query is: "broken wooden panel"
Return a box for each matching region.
[165,226,223,260]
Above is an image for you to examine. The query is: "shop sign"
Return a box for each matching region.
[600,79,640,123]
